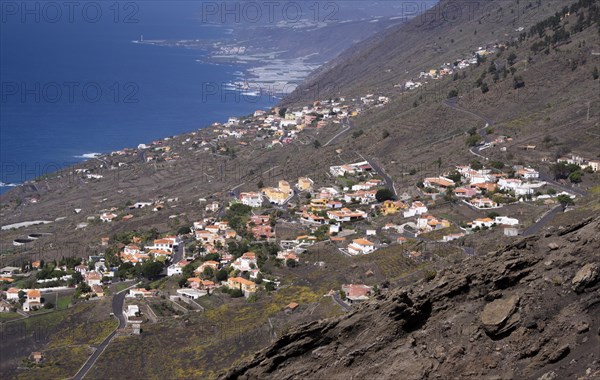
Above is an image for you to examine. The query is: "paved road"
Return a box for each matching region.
[538,170,587,197]
[443,98,493,159]
[71,283,133,380]
[358,153,397,197]
[331,292,352,312]
[324,117,353,146]
[442,97,588,237]
[521,204,564,236]
[444,97,588,198]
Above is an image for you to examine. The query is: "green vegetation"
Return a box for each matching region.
[352,130,364,138]
[465,134,482,147]
[375,188,394,202]
[557,194,574,206]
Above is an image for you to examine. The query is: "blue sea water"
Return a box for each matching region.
[0,2,276,193]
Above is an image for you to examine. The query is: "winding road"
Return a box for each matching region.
[443,97,588,235]
[324,117,353,147]
[331,292,352,312]
[71,283,135,380]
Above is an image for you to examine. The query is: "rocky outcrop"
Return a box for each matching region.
[222,217,600,380]
[480,294,520,337]
[572,263,599,293]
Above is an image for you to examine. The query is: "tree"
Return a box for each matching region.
[446,171,462,183]
[202,266,214,279]
[215,269,228,282]
[375,188,394,202]
[313,140,321,149]
[286,259,297,268]
[568,171,583,183]
[278,107,287,117]
[490,161,504,169]
[116,262,133,279]
[77,282,91,294]
[228,203,252,216]
[177,226,191,235]
[471,160,484,170]
[71,271,83,284]
[551,162,580,180]
[352,130,364,139]
[229,288,243,298]
[465,134,482,147]
[593,67,599,80]
[141,261,164,279]
[448,89,458,98]
[18,290,26,304]
[557,194,574,207]
[481,82,489,94]
[257,180,264,189]
[382,130,390,139]
[265,282,275,292]
[513,76,525,89]
[486,211,500,219]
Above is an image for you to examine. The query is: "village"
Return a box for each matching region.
[1,38,597,368]
[1,141,592,326]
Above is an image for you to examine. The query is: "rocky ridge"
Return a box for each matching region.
[223,217,600,380]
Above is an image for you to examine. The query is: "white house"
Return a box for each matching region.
[494,216,519,226]
[327,208,367,222]
[6,287,19,301]
[403,201,428,218]
[85,271,102,286]
[343,190,377,204]
[124,305,139,321]
[347,239,376,255]
[23,289,42,312]
[176,288,206,299]
[231,252,257,272]
[240,192,264,208]
[167,260,189,276]
[470,218,495,229]
[516,167,539,179]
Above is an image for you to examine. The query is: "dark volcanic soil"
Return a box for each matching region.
[223,217,600,380]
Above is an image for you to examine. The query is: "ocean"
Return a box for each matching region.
[0,1,277,194]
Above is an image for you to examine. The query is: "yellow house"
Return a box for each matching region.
[278,180,292,194]
[309,198,327,212]
[297,177,314,191]
[381,200,406,216]
[262,188,288,205]
[228,277,257,297]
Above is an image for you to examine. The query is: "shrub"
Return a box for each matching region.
[424,270,437,282]
[465,135,482,147]
[352,130,364,139]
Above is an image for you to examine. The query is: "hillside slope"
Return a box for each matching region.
[224,216,600,379]
[284,0,599,196]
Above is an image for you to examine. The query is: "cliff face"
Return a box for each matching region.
[224,217,600,380]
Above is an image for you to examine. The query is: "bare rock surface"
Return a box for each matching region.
[222,218,600,380]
